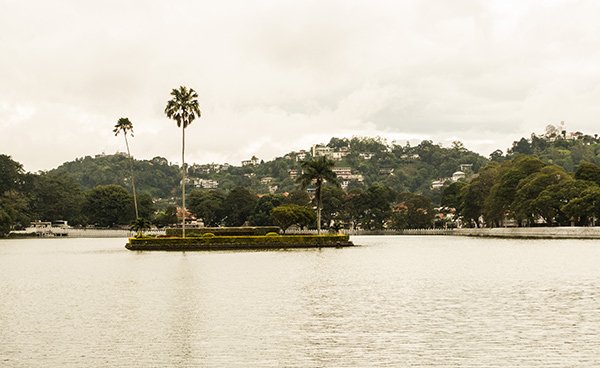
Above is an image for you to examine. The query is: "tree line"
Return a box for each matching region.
[0,153,437,235]
[5,121,600,235]
[442,156,600,227]
[186,183,434,232]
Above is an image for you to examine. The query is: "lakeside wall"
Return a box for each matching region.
[331,227,600,239]
[452,227,600,239]
[10,227,600,240]
[10,228,166,238]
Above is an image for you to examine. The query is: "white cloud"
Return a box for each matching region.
[1,0,600,170]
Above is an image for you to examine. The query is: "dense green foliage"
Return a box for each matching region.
[6,127,600,235]
[445,156,600,227]
[83,184,135,227]
[28,173,85,225]
[51,155,179,197]
[50,136,489,200]
[270,204,316,232]
[127,234,351,251]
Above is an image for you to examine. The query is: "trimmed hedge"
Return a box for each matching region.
[126,234,353,251]
[166,226,281,237]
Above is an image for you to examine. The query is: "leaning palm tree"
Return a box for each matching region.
[165,86,201,238]
[296,156,338,234]
[113,117,139,219]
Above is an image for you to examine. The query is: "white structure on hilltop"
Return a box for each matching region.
[189,178,219,189]
[332,167,364,190]
[311,144,349,161]
[242,156,260,167]
[431,164,473,190]
[260,177,275,185]
[451,171,466,182]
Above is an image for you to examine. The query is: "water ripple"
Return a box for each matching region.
[1,236,600,367]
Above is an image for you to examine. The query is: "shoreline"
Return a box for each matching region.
[340,227,600,239]
[7,226,600,240]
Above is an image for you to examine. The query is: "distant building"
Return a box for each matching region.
[289,169,300,180]
[311,144,332,158]
[331,147,350,160]
[432,164,471,189]
[359,153,374,160]
[431,180,446,190]
[260,177,275,185]
[295,150,308,162]
[459,164,473,173]
[451,171,466,182]
[190,178,219,189]
[311,145,348,161]
[332,167,363,182]
[242,156,260,167]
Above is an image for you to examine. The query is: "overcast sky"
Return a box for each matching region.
[2,0,600,172]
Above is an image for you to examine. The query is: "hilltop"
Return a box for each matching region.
[4,125,600,233]
[50,136,488,199]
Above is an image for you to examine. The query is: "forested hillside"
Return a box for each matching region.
[50,136,488,198]
[3,127,600,234]
[51,155,180,198]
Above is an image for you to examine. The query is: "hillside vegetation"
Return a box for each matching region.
[3,126,600,234]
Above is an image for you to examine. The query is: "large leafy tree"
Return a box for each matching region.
[0,154,25,194]
[485,156,545,226]
[512,165,571,225]
[113,117,139,219]
[270,204,315,233]
[575,161,600,186]
[249,194,284,226]
[137,192,156,221]
[0,190,29,236]
[165,86,201,237]
[284,189,312,206]
[461,163,500,227]
[84,185,134,227]
[188,189,226,227]
[561,185,600,225]
[0,155,28,235]
[221,187,257,227]
[346,184,396,230]
[533,179,596,226]
[320,185,346,228]
[28,173,84,224]
[441,181,467,211]
[296,157,338,234]
[391,192,434,230]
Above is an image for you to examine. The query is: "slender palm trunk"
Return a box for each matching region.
[316,180,322,235]
[124,134,139,219]
[181,124,186,238]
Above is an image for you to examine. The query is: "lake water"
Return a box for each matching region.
[1,236,600,367]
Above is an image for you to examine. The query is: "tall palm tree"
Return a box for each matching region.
[297,156,338,234]
[165,86,201,238]
[113,117,139,219]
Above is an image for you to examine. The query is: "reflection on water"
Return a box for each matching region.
[1,236,600,367]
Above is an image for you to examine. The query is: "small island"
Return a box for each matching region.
[125,226,353,251]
